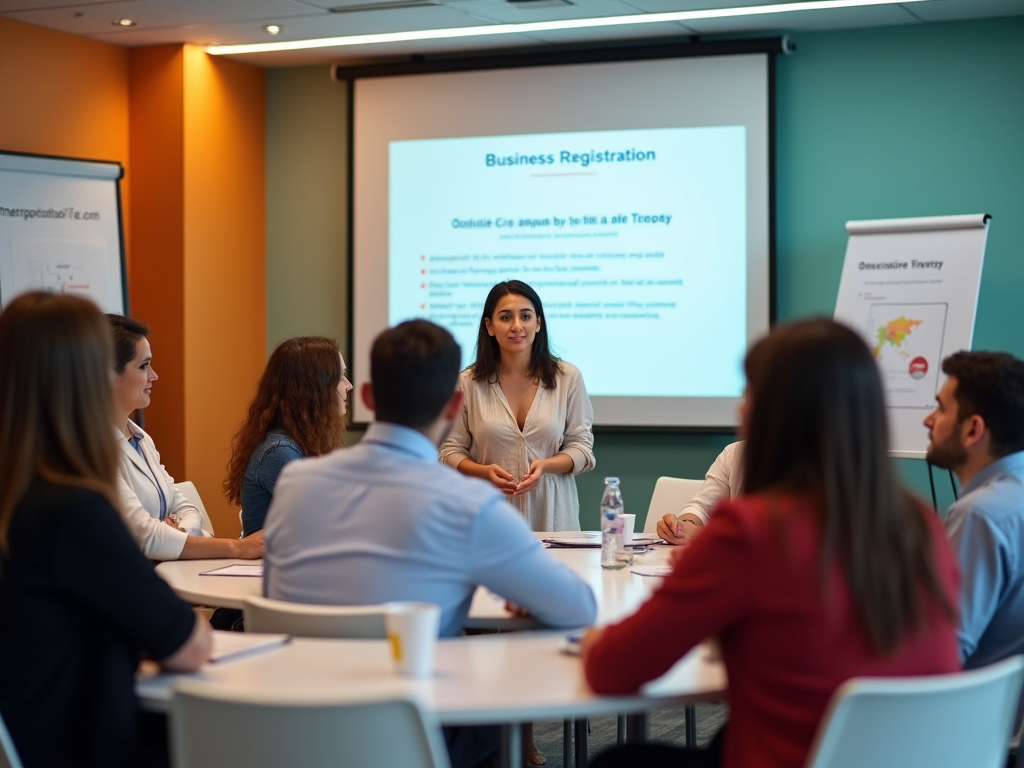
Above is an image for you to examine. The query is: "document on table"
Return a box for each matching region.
[200,564,264,577]
[631,565,673,577]
[209,631,289,663]
[543,538,601,548]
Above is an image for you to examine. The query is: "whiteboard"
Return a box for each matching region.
[833,214,989,459]
[0,151,126,313]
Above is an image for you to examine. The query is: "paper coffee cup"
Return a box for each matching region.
[384,602,441,679]
[622,513,636,544]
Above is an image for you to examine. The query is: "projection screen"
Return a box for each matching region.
[351,52,770,428]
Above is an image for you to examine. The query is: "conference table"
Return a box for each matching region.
[145,534,728,767]
[154,531,674,628]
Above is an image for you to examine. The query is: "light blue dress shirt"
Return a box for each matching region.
[263,421,597,637]
[945,450,1024,668]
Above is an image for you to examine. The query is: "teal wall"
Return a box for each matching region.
[266,16,1024,529]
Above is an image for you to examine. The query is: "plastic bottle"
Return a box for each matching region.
[600,477,631,569]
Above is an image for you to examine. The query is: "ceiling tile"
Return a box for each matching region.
[679,3,918,33]
[517,19,698,41]
[2,0,320,37]
[904,0,1024,21]
[84,2,488,45]
[442,0,642,24]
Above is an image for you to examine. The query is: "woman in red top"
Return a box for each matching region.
[583,318,960,768]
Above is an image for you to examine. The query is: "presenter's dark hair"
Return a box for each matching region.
[472,280,560,389]
[941,351,1024,458]
[0,293,119,551]
[106,313,149,373]
[371,320,461,429]
[742,318,954,655]
[223,336,346,506]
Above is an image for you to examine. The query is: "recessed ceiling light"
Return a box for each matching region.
[112,18,137,27]
[264,24,283,35]
[207,0,935,55]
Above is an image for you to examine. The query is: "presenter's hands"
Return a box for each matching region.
[483,464,517,495]
[656,513,704,546]
[232,529,265,559]
[514,459,547,495]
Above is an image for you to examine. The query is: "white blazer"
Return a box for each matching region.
[115,420,209,561]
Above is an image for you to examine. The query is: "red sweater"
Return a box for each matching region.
[584,494,960,768]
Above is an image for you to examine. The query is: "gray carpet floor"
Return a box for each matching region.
[531,703,729,767]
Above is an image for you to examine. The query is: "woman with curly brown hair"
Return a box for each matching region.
[224,336,351,536]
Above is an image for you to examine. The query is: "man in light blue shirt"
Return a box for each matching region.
[924,351,1024,678]
[265,320,596,768]
[264,319,596,636]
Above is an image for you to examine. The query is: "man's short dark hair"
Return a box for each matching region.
[370,320,461,429]
[943,350,1024,458]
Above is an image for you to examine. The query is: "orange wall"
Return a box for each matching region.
[1,18,266,537]
[182,46,266,534]
[0,16,132,276]
[129,46,187,478]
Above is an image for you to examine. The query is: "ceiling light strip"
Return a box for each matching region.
[207,0,931,55]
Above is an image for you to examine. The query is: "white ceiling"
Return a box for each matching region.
[2,0,1022,67]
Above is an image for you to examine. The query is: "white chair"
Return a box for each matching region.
[243,594,388,638]
[643,476,705,533]
[0,711,23,768]
[170,678,451,768]
[173,481,215,537]
[805,656,1024,768]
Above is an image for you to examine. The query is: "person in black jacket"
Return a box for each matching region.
[0,292,212,768]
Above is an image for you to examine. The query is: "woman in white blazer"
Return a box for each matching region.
[109,314,264,561]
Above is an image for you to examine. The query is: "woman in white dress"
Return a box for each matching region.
[440,279,596,531]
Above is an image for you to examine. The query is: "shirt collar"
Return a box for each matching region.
[114,419,144,442]
[361,421,439,461]
[962,450,1024,496]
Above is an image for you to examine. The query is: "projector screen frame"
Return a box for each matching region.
[338,35,785,433]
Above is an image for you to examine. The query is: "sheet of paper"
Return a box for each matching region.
[631,565,673,577]
[200,564,264,577]
[542,539,601,548]
[209,631,289,663]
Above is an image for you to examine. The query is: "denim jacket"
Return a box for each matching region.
[241,431,304,536]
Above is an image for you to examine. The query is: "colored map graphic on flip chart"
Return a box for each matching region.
[867,303,947,409]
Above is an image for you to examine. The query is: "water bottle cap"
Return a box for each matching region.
[604,477,620,485]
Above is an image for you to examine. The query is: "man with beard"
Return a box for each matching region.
[924,350,1024,677]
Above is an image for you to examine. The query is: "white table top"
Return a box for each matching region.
[137,631,727,722]
[155,532,674,629]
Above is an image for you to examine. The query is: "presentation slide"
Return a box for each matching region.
[388,126,747,398]
[352,53,770,427]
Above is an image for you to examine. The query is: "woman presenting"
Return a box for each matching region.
[108,314,263,561]
[440,279,595,532]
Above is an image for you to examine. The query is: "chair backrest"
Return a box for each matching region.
[805,656,1024,768]
[170,678,451,768]
[174,481,215,537]
[643,476,705,533]
[243,595,388,638]
[0,710,24,768]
